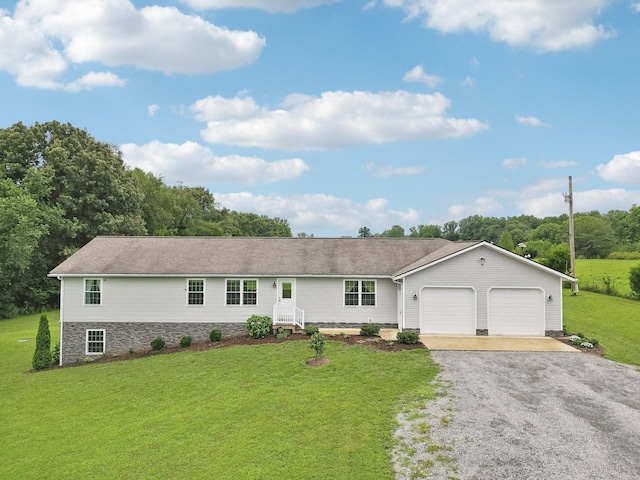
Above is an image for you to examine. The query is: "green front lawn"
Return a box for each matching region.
[0,313,438,480]
[575,259,639,297]
[563,290,640,366]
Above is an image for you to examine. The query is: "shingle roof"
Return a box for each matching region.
[49,236,480,277]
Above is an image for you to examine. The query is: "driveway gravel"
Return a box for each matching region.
[395,352,640,479]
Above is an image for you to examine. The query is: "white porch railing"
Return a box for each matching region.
[272,304,305,329]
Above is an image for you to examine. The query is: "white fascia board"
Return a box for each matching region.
[48,273,395,279]
[393,241,576,282]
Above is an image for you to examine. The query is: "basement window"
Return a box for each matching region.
[86,329,105,354]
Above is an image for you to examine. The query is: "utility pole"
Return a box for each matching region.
[563,176,577,292]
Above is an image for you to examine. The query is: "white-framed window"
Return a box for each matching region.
[86,329,105,354]
[84,278,102,305]
[344,280,376,306]
[226,279,258,305]
[187,279,205,306]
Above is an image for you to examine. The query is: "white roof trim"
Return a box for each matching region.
[393,241,576,282]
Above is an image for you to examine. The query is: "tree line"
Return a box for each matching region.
[358,207,640,273]
[0,121,291,318]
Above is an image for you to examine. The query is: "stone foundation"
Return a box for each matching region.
[60,322,247,365]
[313,322,398,329]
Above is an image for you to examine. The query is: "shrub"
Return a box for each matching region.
[179,336,192,348]
[630,264,640,298]
[209,329,222,342]
[150,336,165,351]
[246,315,272,339]
[309,332,326,357]
[609,251,640,260]
[304,325,320,335]
[360,324,380,337]
[276,327,290,339]
[52,342,60,364]
[32,313,52,370]
[397,331,420,344]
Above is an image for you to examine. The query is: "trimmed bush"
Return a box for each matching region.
[304,325,320,335]
[150,336,166,351]
[52,342,60,364]
[246,315,272,339]
[209,329,222,342]
[396,331,420,345]
[179,336,192,348]
[359,324,380,337]
[276,327,290,339]
[32,313,52,370]
[309,332,326,357]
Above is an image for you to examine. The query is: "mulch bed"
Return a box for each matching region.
[40,332,425,371]
[558,337,606,357]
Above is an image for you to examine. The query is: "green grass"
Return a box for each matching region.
[0,313,438,480]
[575,259,639,297]
[563,290,640,366]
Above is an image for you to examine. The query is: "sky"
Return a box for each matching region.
[1,0,640,237]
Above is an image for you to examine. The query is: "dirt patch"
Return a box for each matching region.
[38,332,425,372]
[306,357,331,367]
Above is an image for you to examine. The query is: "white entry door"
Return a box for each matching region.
[277,279,296,308]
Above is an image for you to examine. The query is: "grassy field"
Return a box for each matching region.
[563,290,640,366]
[0,313,438,480]
[575,259,639,297]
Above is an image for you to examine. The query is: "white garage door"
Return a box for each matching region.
[420,287,476,335]
[488,288,544,336]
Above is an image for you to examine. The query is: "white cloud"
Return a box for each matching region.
[634,3,640,13]
[192,90,488,151]
[120,140,310,185]
[366,163,425,177]
[180,0,341,13]
[471,56,480,69]
[538,160,578,169]
[214,191,420,235]
[502,157,527,169]
[517,189,640,218]
[363,1,377,11]
[384,0,614,51]
[515,115,547,127]
[64,71,126,92]
[597,151,640,184]
[402,65,442,88]
[0,0,265,90]
[460,75,476,87]
[148,104,160,116]
[448,196,503,219]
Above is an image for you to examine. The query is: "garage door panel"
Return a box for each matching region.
[488,288,544,336]
[421,287,475,335]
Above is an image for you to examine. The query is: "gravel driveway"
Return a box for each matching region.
[395,352,640,479]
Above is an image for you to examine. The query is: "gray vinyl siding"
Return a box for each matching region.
[61,276,398,326]
[403,245,563,332]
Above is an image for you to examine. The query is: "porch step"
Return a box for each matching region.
[273,324,306,334]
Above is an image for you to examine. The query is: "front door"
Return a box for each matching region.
[278,279,296,308]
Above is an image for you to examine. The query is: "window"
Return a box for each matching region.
[187,279,205,305]
[344,280,376,306]
[226,279,258,305]
[84,279,102,305]
[86,329,105,354]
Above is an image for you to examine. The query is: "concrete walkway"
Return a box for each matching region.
[318,328,575,352]
[420,335,578,352]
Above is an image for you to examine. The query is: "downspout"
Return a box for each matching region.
[392,278,404,332]
[58,276,64,367]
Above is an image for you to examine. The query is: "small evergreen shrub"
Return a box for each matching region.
[150,336,166,351]
[304,325,320,335]
[209,329,222,342]
[630,264,640,298]
[360,324,380,336]
[309,332,326,357]
[246,315,272,339]
[52,342,60,364]
[397,331,420,344]
[179,336,192,348]
[32,313,52,370]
